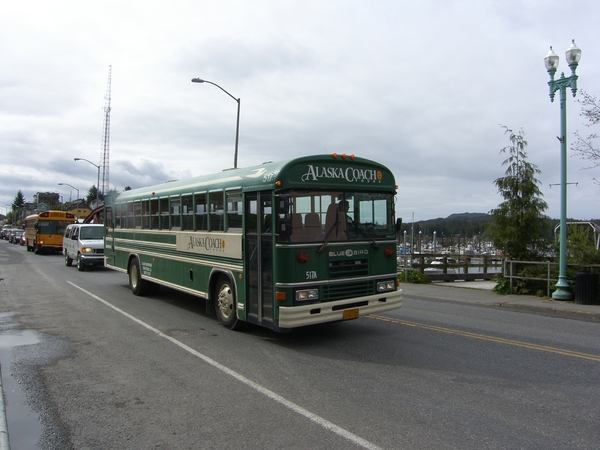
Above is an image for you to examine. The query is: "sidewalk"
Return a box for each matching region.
[400,280,600,322]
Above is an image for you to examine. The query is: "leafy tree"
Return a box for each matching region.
[571,90,600,182]
[12,190,25,209]
[487,126,549,260]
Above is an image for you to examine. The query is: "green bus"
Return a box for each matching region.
[104,154,402,331]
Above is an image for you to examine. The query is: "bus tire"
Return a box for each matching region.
[65,252,73,266]
[129,257,149,296]
[214,276,240,330]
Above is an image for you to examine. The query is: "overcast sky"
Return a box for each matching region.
[1,1,599,222]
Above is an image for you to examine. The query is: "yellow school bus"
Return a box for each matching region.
[24,211,76,254]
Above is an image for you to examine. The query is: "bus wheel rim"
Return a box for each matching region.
[131,263,139,289]
[217,285,233,318]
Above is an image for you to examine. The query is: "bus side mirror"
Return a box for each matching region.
[275,195,290,215]
[277,217,292,240]
[395,217,402,232]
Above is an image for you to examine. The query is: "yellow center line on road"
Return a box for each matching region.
[367,314,600,362]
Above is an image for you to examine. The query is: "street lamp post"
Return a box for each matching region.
[544,40,582,301]
[191,78,240,169]
[58,183,80,221]
[74,157,101,204]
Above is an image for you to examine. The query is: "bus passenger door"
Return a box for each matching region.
[245,192,274,325]
[105,206,115,266]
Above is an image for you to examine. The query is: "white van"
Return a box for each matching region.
[63,224,105,271]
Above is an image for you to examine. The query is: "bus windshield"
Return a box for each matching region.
[38,220,72,235]
[286,190,395,243]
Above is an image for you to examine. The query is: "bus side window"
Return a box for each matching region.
[159,198,169,230]
[182,195,193,230]
[115,204,122,228]
[195,193,207,231]
[127,202,135,229]
[141,200,149,229]
[226,190,243,231]
[171,197,181,230]
[209,192,224,232]
[149,199,159,229]
[105,206,113,228]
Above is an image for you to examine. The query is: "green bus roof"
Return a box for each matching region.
[111,154,396,202]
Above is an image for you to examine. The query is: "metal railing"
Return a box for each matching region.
[504,260,600,297]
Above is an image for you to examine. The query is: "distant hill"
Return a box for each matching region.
[400,212,599,240]
[399,212,494,239]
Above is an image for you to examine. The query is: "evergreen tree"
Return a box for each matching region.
[12,190,25,209]
[487,126,549,260]
[85,186,105,205]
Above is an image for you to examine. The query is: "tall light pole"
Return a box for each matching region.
[74,157,101,204]
[191,78,240,169]
[544,40,582,300]
[58,183,80,221]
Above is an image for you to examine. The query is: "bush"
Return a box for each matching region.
[493,276,510,295]
[399,270,430,284]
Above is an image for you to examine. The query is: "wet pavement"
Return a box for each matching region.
[0,313,43,449]
[0,312,71,450]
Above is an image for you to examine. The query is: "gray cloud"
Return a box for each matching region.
[1,0,598,221]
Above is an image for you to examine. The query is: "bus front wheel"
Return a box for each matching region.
[214,276,240,330]
[129,258,150,296]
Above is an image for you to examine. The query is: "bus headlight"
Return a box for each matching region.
[296,289,319,301]
[377,281,396,292]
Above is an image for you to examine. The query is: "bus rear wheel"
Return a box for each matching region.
[214,276,240,330]
[129,257,150,296]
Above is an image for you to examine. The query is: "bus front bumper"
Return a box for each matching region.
[277,289,402,329]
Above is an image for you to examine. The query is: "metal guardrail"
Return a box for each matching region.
[504,260,600,297]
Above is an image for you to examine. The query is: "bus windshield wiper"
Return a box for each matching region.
[360,225,380,250]
[318,219,339,253]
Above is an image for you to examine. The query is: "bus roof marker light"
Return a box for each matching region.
[332,153,337,159]
[341,153,347,159]
[350,154,355,160]
[275,180,282,187]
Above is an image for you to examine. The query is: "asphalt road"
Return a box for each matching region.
[1,240,599,449]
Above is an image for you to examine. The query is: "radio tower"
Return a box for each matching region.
[99,65,112,196]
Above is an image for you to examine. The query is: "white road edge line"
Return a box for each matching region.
[67,281,384,450]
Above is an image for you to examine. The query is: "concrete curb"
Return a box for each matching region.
[402,283,600,323]
[0,363,10,450]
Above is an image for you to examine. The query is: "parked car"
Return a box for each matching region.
[6,229,20,244]
[11,230,24,244]
[63,224,105,271]
[1,224,12,240]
